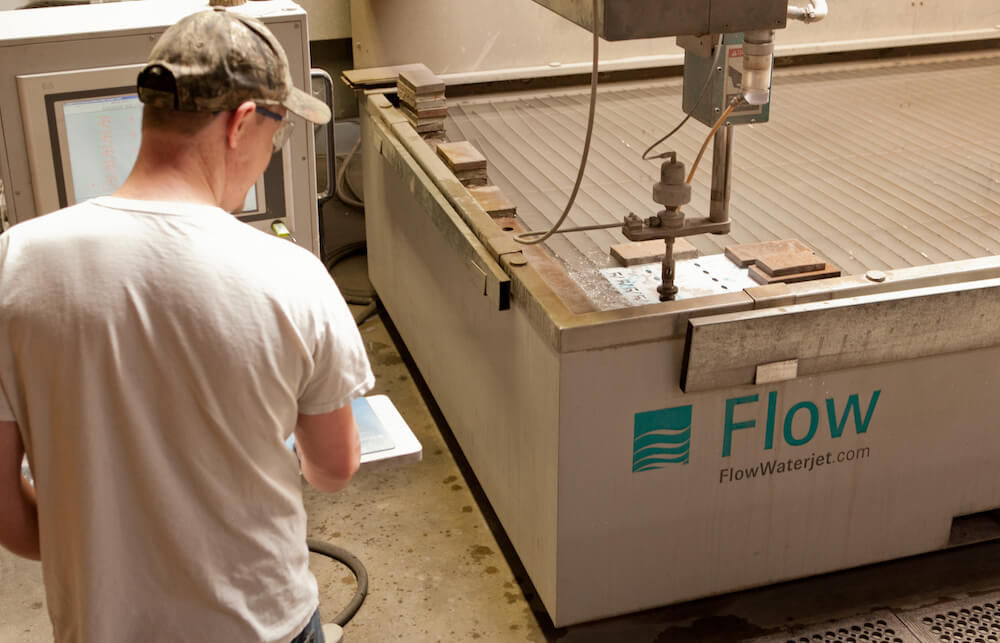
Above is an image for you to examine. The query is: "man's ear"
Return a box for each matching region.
[226,101,258,150]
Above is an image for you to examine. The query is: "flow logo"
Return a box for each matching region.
[632,405,692,472]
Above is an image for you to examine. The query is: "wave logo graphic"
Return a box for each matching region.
[632,405,692,472]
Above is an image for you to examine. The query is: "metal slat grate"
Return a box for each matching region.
[898,594,1000,643]
[747,611,920,643]
[445,53,1000,310]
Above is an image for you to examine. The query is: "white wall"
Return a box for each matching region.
[296,0,350,40]
[350,0,1000,84]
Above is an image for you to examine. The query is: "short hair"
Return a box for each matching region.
[141,106,219,136]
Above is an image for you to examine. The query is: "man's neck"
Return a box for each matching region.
[113,129,226,209]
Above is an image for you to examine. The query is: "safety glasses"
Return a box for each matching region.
[256,105,295,153]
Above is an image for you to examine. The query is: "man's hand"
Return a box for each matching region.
[295,405,361,493]
[0,421,40,560]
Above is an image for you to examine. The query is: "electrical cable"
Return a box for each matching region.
[307,538,369,626]
[323,240,378,325]
[685,97,740,184]
[344,159,364,206]
[513,0,600,246]
[515,221,621,241]
[641,35,725,161]
[335,138,364,208]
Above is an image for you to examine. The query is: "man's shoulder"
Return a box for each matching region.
[4,201,97,233]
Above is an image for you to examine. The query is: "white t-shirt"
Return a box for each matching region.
[0,197,374,642]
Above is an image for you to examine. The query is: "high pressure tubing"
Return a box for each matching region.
[513,0,599,245]
[685,97,741,184]
[788,0,829,23]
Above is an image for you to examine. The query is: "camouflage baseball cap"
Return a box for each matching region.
[137,6,330,124]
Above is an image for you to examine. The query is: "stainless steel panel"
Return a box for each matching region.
[682,276,1000,392]
[530,0,787,40]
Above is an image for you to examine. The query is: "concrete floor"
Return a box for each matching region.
[4,171,1000,642]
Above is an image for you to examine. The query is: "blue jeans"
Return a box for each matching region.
[289,609,324,643]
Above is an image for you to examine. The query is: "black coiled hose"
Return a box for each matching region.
[307,538,369,626]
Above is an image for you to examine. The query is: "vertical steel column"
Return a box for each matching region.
[709,124,734,225]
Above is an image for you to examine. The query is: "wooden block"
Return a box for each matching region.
[468,186,517,217]
[748,263,842,285]
[724,239,813,268]
[436,141,487,171]
[757,251,826,277]
[609,238,699,267]
[398,64,445,94]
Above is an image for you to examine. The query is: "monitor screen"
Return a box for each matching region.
[18,64,285,230]
[54,92,261,214]
[60,93,141,204]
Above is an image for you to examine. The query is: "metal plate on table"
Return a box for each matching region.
[601,253,756,305]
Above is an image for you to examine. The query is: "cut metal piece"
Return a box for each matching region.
[682,276,1000,392]
[601,252,755,305]
[436,141,487,172]
[725,239,814,268]
[610,238,698,267]
[748,262,841,285]
[758,251,826,277]
[468,186,517,218]
[755,358,798,384]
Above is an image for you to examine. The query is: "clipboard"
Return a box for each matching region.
[286,394,422,468]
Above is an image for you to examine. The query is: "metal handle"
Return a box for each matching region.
[311,68,336,205]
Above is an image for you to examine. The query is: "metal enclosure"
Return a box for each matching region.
[529,0,787,40]
[682,33,770,126]
[0,0,322,255]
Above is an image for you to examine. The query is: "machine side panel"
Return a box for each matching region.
[360,103,562,613]
[554,336,1000,625]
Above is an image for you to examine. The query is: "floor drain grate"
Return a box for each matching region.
[898,593,1000,643]
[746,610,920,643]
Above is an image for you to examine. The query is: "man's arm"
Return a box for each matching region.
[0,421,39,560]
[295,405,361,493]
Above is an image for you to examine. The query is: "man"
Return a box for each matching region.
[0,7,373,642]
